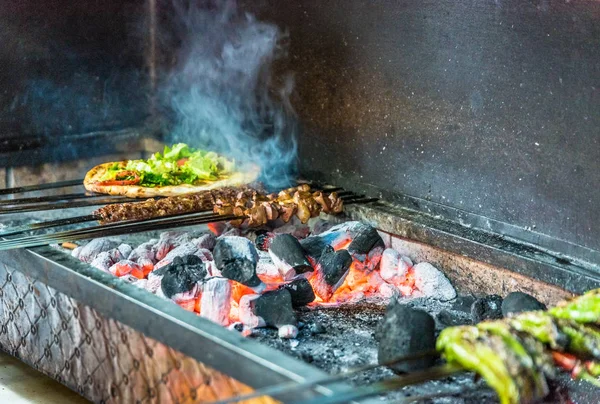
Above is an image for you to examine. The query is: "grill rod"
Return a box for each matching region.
[0,193,368,238]
[0,197,377,250]
[0,197,144,215]
[210,350,439,404]
[0,179,84,195]
[0,192,92,206]
[0,211,236,250]
[292,365,463,404]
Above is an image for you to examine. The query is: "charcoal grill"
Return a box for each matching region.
[0,186,597,402]
[1,0,600,402]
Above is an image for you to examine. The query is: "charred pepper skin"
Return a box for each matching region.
[550,289,600,324]
[437,288,600,404]
[437,321,551,404]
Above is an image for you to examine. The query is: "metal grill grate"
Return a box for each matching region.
[0,262,277,404]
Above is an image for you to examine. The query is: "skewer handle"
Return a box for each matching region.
[0,179,83,196]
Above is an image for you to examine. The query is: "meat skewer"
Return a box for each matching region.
[96,184,344,226]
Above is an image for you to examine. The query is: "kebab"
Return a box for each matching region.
[437,289,600,404]
[94,184,344,227]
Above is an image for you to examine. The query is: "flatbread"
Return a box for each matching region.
[84,162,260,198]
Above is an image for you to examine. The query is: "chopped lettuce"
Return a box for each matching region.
[101,143,235,187]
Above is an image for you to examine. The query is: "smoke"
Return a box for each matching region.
[160,0,298,190]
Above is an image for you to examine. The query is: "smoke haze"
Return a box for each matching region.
[160,0,298,190]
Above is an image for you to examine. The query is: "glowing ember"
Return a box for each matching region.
[75,221,456,337]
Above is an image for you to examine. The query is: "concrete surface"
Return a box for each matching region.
[0,350,88,404]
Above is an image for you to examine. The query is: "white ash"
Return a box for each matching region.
[89,251,115,273]
[273,222,310,239]
[71,246,83,259]
[200,277,232,326]
[128,241,157,263]
[269,252,298,281]
[255,251,279,278]
[144,273,163,294]
[192,233,216,250]
[238,294,266,328]
[154,242,199,269]
[380,248,401,282]
[170,286,199,305]
[412,262,457,301]
[78,238,117,263]
[278,324,298,339]
[205,261,221,277]
[163,242,199,261]
[194,248,213,262]
[380,248,412,283]
[216,236,259,263]
[132,278,148,290]
[378,282,400,299]
[117,244,133,260]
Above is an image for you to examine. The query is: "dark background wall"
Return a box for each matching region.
[246,0,600,258]
[0,0,150,152]
[0,0,598,259]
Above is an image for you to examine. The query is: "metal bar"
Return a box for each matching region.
[0,192,98,206]
[0,197,139,215]
[0,193,374,237]
[389,385,490,403]
[0,211,229,250]
[0,179,83,196]
[210,350,438,404]
[0,247,357,402]
[292,365,463,404]
[4,167,15,200]
[0,214,99,237]
[0,195,378,248]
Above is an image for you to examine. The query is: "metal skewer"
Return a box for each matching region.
[0,191,375,239]
[210,350,439,404]
[0,211,234,250]
[0,197,378,250]
[0,214,99,237]
[0,179,84,196]
[0,197,141,215]
[292,365,463,404]
[0,192,93,206]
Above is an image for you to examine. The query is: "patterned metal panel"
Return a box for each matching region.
[0,262,276,404]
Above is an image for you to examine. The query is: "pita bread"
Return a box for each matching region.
[84,162,260,198]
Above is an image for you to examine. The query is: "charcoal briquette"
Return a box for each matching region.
[376,301,436,373]
[269,234,313,279]
[347,224,384,255]
[159,255,206,298]
[300,236,328,262]
[319,246,352,286]
[213,236,261,287]
[282,278,315,307]
[253,289,297,328]
[471,294,503,323]
[501,292,546,316]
